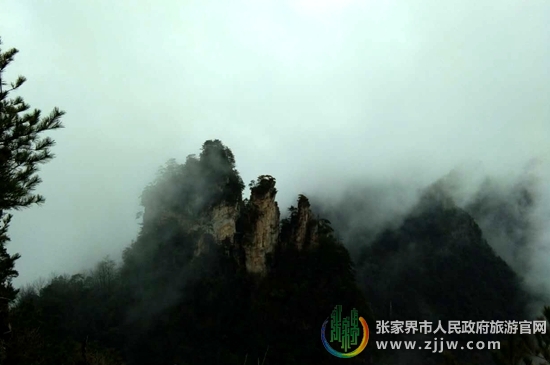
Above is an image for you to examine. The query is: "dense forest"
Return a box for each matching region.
[1,39,549,365]
[2,138,549,365]
[3,139,377,365]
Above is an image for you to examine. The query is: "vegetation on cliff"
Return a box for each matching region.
[0,38,65,362]
[1,37,546,365]
[4,140,374,365]
[0,103,544,364]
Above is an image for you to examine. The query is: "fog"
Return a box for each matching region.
[0,0,548,290]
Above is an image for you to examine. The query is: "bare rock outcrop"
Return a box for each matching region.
[141,172,324,275]
[241,175,280,274]
[291,195,315,250]
[211,203,238,242]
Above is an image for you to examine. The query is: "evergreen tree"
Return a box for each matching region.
[0,37,64,360]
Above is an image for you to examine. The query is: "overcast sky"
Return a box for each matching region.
[1,0,549,287]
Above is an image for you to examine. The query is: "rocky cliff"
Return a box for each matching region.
[236,175,280,273]
[14,139,536,365]
[139,142,322,276]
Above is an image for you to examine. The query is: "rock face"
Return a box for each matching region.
[290,195,317,250]
[241,175,280,274]
[141,173,321,275]
[211,204,239,243]
[279,194,319,251]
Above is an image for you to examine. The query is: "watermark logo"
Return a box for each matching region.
[321,305,369,358]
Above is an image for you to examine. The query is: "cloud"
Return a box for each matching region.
[0,0,547,287]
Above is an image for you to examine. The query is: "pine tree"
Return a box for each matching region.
[0,36,64,360]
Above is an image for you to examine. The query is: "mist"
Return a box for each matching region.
[0,0,548,292]
[309,158,550,312]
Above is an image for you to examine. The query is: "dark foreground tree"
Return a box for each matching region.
[0,37,64,361]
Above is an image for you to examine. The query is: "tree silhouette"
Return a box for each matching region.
[0,36,65,361]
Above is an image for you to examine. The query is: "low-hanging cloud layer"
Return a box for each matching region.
[310,158,550,313]
[0,0,548,288]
